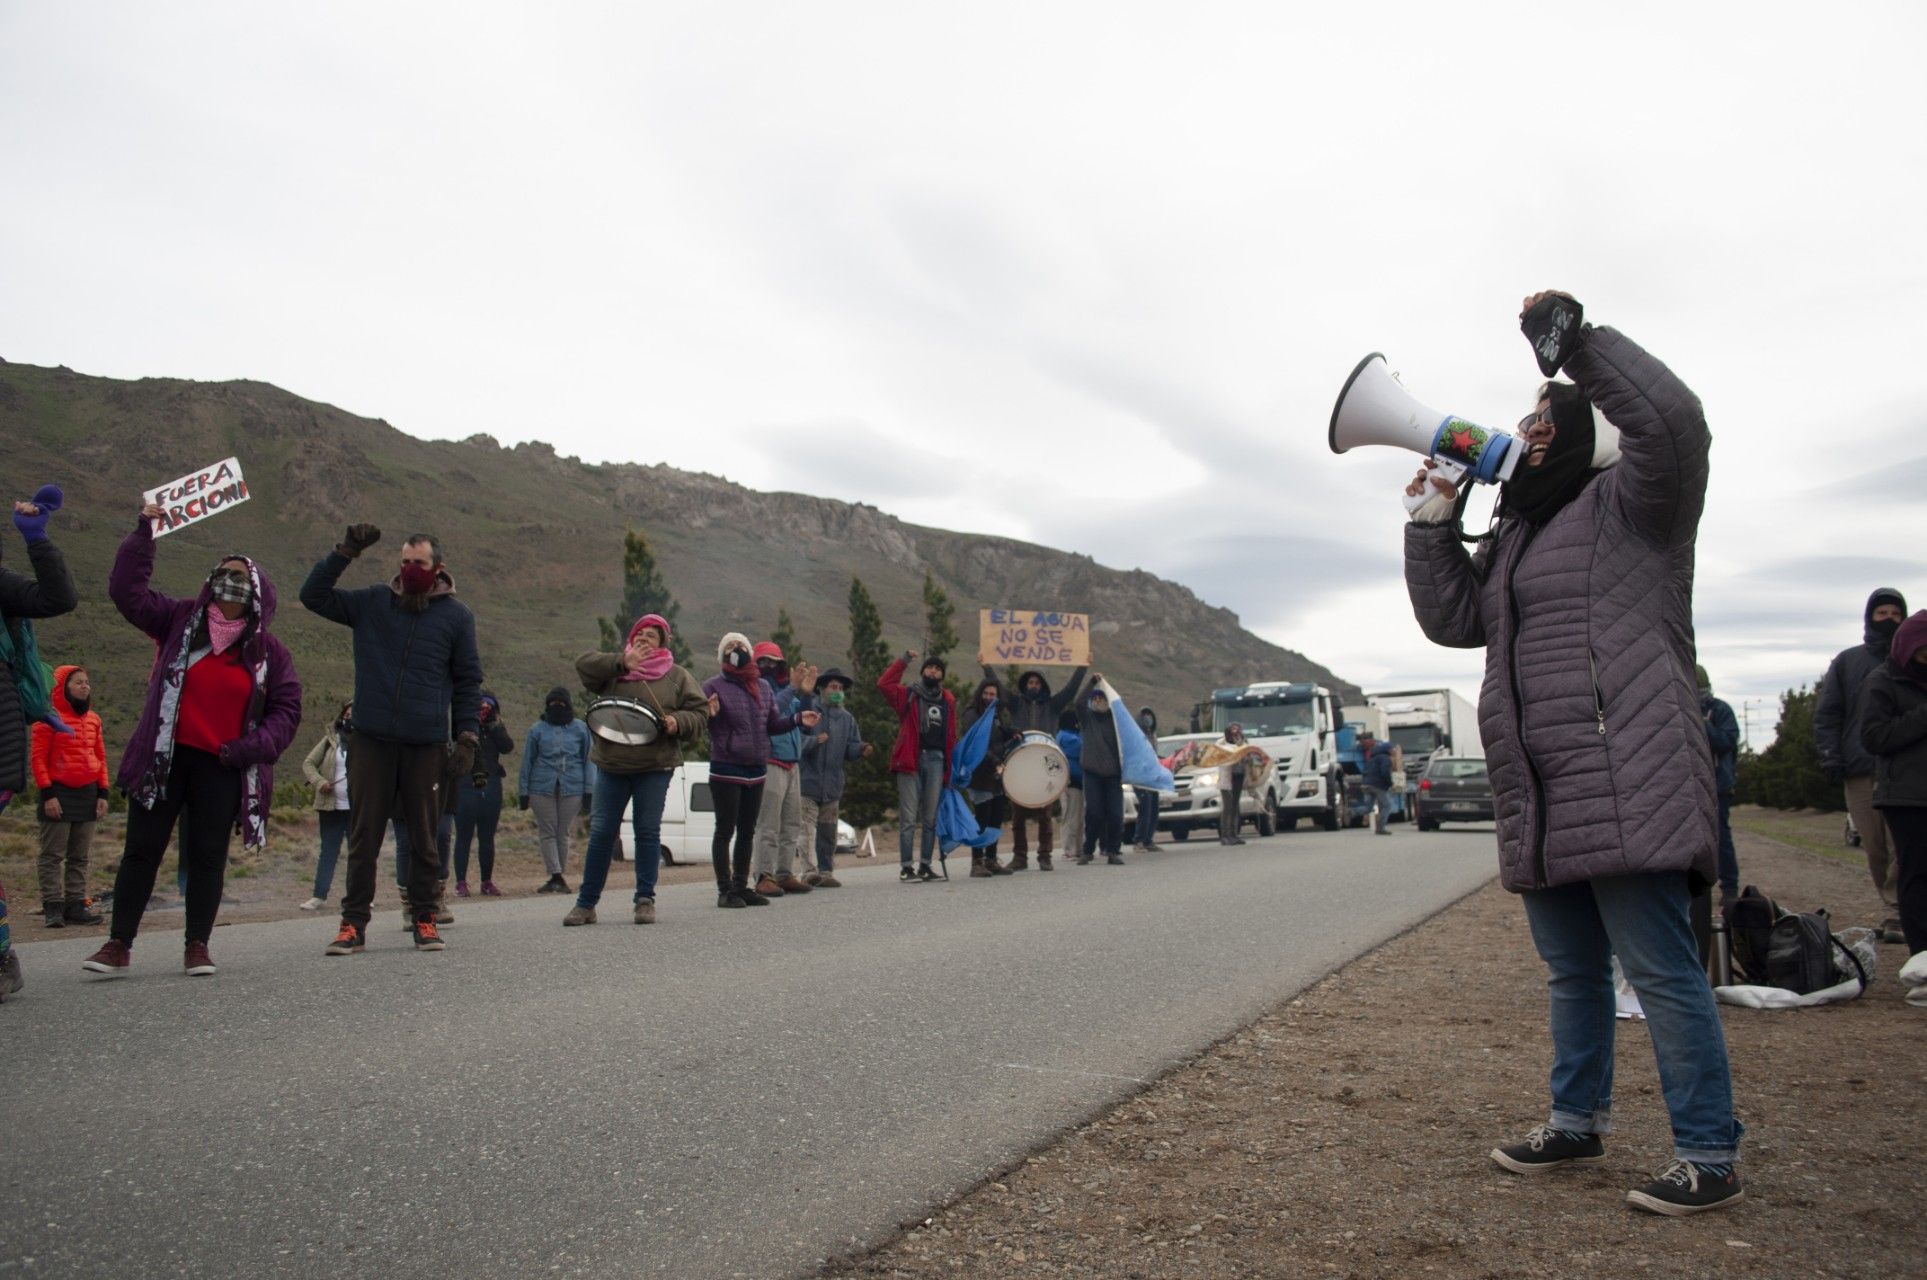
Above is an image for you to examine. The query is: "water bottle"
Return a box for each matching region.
[1710,913,1733,987]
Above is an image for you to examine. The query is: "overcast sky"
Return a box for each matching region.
[4,2,1921,745]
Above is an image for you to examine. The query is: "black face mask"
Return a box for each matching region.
[545,702,573,725]
[921,675,941,691]
[725,650,749,670]
[1501,382,1597,526]
[1871,617,1902,642]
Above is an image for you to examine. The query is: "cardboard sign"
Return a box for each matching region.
[145,457,251,538]
[977,609,1090,666]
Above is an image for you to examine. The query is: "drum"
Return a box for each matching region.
[1002,730,1069,808]
[584,697,663,747]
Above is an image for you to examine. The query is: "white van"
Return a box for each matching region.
[615,762,854,865]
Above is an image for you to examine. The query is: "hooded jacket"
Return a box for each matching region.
[520,687,593,798]
[31,664,108,802]
[1403,325,1716,893]
[1815,587,1909,781]
[1701,685,1740,795]
[466,693,515,787]
[961,680,1019,792]
[879,657,956,778]
[1862,611,1927,809]
[703,633,798,772]
[109,517,303,847]
[299,547,482,746]
[1074,678,1122,780]
[982,664,1088,736]
[0,535,78,795]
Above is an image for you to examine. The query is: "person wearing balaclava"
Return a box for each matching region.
[1695,667,1741,903]
[960,678,1017,877]
[1816,587,1910,938]
[452,692,515,899]
[83,500,303,979]
[1860,610,1927,999]
[299,702,356,911]
[1402,292,1743,1216]
[879,650,957,880]
[977,661,1087,869]
[706,633,816,906]
[302,524,481,956]
[520,686,592,894]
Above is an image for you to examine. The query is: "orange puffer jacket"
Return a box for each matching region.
[31,664,109,792]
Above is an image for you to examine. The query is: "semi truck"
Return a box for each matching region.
[1365,688,1481,794]
[1158,681,1346,839]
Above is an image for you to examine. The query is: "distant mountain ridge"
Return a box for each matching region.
[0,359,1357,751]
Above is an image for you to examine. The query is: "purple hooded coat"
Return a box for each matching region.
[1404,326,1716,894]
[109,517,303,847]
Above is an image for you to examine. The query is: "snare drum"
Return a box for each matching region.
[1002,730,1069,808]
[584,697,663,747]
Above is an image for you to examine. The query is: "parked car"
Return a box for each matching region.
[1412,756,1493,830]
[615,762,855,866]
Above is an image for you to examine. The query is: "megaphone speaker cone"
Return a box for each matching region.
[1328,353,1387,454]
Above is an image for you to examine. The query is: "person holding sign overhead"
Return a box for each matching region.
[977,662,1086,870]
[83,502,302,978]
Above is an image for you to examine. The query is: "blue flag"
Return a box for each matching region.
[937,701,1003,853]
[1102,678,1175,792]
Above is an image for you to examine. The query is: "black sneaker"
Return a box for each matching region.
[1106,854,1125,865]
[1626,1161,1744,1216]
[738,886,771,906]
[900,865,919,883]
[717,890,746,909]
[917,864,938,882]
[1490,1125,1606,1174]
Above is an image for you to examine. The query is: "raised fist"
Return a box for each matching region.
[340,524,383,557]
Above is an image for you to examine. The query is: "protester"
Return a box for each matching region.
[797,667,870,887]
[302,524,481,955]
[1217,722,1253,846]
[1403,292,1743,1214]
[299,702,354,911]
[521,686,592,893]
[1055,710,1083,866]
[31,665,108,926]
[879,651,956,882]
[1697,667,1741,902]
[1817,588,1910,941]
[1861,610,1927,1005]
[1075,676,1125,865]
[1130,705,1161,853]
[1,484,78,816]
[961,678,1017,877]
[85,504,302,978]
[979,662,1086,869]
[453,692,514,897]
[565,614,708,925]
[707,632,815,906]
[1358,730,1397,837]
[750,643,815,899]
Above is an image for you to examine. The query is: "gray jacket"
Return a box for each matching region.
[797,697,864,803]
[1404,325,1716,893]
[1814,588,1908,780]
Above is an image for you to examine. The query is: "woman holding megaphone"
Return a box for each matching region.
[1402,293,1743,1218]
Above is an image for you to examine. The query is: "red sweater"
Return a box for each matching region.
[176,651,253,757]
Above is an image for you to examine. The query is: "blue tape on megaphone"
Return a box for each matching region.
[1429,417,1516,484]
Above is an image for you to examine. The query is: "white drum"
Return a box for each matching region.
[1003,730,1069,808]
[584,697,663,747]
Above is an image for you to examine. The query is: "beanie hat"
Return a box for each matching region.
[718,632,752,665]
[1694,665,1711,693]
[920,655,947,676]
[628,613,671,648]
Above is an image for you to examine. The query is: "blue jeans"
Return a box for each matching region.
[1132,789,1160,846]
[897,750,944,865]
[1716,792,1738,898]
[1521,872,1743,1163]
[576,766,674,909]
[313,809,350,898]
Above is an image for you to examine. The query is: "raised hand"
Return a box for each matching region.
[340,523,382,557]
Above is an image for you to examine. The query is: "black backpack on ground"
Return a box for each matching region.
[1723,885,1868,994]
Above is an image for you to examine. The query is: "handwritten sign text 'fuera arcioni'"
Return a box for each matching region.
[145,457,252,538]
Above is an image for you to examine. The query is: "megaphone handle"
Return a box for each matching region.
[1401,459,1469,513]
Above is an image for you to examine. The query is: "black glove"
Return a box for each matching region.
[518,794,531,811]
[452,731,478,777]
[339,523,382,558]
[1521,295,1584,377]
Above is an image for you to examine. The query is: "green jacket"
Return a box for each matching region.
[575,651,709,774]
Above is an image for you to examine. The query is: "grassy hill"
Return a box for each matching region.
[0,359,1357,771]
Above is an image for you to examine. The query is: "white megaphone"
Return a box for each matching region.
[1329,354,1522,513]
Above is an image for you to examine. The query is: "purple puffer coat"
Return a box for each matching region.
[701,673,797,770]
[109,518,303,848]
[1404,326,1716,893]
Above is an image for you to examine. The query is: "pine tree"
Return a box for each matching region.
[921,570,959,667]
[847,577,889,680]
[597,528,693,667]
[841,576,897,827]
[771,606,801,664]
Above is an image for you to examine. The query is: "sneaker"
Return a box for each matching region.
[718,890,746,909]
[1899,951,1927,988]
[454,880,471,898]
[412,917,446,951]
[633,899,656,924]
[82,939,131,976]
[1075,855,1094,866]
[1490,1125,1605,1174]
[777,874,813,894]
[754,875,785,898]
[562,905,597,926]
[64,899,103,926]
[917,864,938,882]
[812,873,842,888]
[324,922,365,956]
[553,877,571,894]
[183,940,217,976]
[299,897,325,912]
[480,881,502,897]
[1626,1160,1744,1216]
[900,865,919,883]
[1106,854,1125,866]
[43,906,65,929]
[537,876,562,895]
[1037,854,1053,871]
[739,886,771,906]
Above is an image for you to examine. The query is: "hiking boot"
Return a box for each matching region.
[754,875,785,898]
[64,899,103,926]
[917,864,938,882]
[739,886,771,906]
[43,904,65,929]
[562,905,596,926]
[480,881,503,897]
[633,899,656,924]
[1009,853,1029,871]
[1106,854,1125,866]
[718,890,746,908]
[988,859,1013,876]
[183,940,217,977]
[812,873,842,888]
[1626,1160,1744,1216]
[1037,854,1053,871]
[900,865,920,883]
[435,904,455,924]
[82,939,131,976]
[299,896,325,912]
[325,922,365,956]
[777,874,812,894]
[412,917,446,951]
[970,857,993,878]
[454,880,471,898]
[1490,1125,1605,1174]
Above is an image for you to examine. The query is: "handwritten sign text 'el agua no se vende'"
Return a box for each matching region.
[978,609,1090,666]
[145,457,252,538]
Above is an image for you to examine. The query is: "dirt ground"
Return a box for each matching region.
[827,813,1925,1280]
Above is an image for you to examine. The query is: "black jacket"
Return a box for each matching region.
[1074,679,1122,780]
[983,664,1087,736]
[1864,666,1927,809]
[0,540,79,793]
[960,680,1018,792]
[1815,588,1908,780]
[300,551,483,746]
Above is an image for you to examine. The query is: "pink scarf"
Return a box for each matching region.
[624,613,675,682]
[207,610,248,655]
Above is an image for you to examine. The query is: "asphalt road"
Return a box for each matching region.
[1,824,1497,1279]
